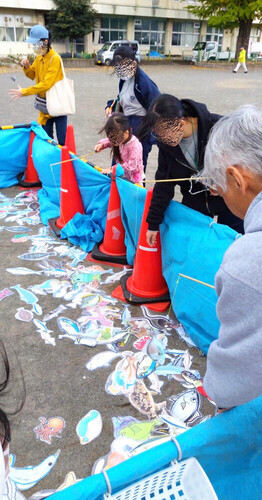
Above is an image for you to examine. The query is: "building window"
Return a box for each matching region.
[206,25,223,49]
[172,22,200,47]
[0,26,31,42]
[93,17,127,44]
[134,19,165,52]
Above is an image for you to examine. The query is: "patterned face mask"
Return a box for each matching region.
[107,130,125,145]
[152,117,184,146]
[33,41,48,56]
[114,59,137,80]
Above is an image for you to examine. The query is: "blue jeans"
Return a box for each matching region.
[127,115,152,172]
[42,116,67,146]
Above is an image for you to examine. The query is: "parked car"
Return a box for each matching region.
[94,40,140,65]
[192,41,235,62]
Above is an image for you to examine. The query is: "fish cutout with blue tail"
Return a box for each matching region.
[76,410,102,445]
[11,285,42,315]
[9,450,60,491]
[18,252,56,261]
[136,354,157,379]
[57,317,80,339]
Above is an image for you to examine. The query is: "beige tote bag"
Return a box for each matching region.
[46,57,75,117]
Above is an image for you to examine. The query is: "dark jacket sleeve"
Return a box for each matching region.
[146,147,175,231]
[135,69,160,111]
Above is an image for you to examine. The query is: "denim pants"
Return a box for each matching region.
[42,115,68,146]
[127,115,152,172]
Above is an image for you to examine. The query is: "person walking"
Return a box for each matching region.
[233,46,248,73]
[105,45,160,172]
[9,24,68,145]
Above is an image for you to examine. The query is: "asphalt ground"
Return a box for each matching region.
[0,63,260,496]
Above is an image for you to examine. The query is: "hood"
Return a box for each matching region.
[244,191,262,233]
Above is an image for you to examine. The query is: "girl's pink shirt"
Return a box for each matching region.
[98,135,144,183]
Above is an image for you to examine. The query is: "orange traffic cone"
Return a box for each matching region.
[113,188,170,311]
[17,130,42,188]
[88,165,128,266]
[65,124,76,154]
[48,145,84,237]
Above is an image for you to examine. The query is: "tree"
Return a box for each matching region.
[187,0,262,59]
[47,0,97,56]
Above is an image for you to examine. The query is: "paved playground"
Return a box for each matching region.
[0,63,260,496]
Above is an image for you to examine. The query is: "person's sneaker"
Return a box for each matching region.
[233,70,237,73]
[244,71,248,73]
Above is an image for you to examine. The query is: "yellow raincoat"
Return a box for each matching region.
[238,49,246,63]
[21,48,64,125]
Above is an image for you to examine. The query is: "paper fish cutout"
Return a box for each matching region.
[76,410,102,445]
[128,380,166,419]
[0,288,14,302]
[15,308,34,323]
[136,354,156,379]
[11,285,42,315]
[147,372,164,394]
[18,252,56,261]
[121,305,131,327]
[33,320,56,346]
[34,417,66,444]
[146,335,165,365]
[5,226,32,233]
[9,449,60,491]
[176,324,197,348]
[103,266,132,284]
[85,351,122,371]
[92,450,128,476]
[133,336,151,351]
[3,478,27,500]
[6,267,42,276]
[43,305,68,323]
[141,306,177,333]
[169,389,203,424]
[113,416,161,441]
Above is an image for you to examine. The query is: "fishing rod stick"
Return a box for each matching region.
[179,273,215,289]
[50,151,97,167]
[144,176,207,184]
[0,123,32,130]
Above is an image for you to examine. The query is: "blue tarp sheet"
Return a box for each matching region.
[1,125,261,500]
[48,395,262,500]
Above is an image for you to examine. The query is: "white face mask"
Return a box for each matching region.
[114,59,137,80]
[33,40,48,56]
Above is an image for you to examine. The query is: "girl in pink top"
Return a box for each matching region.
[94,113,144,184]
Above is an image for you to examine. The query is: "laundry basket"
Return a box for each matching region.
[103,457,218,500]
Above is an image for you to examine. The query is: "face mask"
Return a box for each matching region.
[107,130,125,146]
[33,41,48,56]
[114,59,137,80]
[152,117,184,147]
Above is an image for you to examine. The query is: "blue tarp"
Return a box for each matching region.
[48,395,262,500]
[0,121,45,188]
[1,124,261,500]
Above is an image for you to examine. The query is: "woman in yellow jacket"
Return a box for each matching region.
[233,46,248,73]
[9,24,67,145]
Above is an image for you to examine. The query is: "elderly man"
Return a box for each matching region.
[202,105,262,409]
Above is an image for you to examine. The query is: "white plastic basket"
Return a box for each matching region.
[104,457,218,500]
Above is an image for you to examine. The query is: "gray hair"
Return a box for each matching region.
[202,105,262,190]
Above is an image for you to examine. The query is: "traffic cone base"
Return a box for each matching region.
[48,216,62,238]
[112,283,170,312]
[90,241,128,266]
[120,273,170,304]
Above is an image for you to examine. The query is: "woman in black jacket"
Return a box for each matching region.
[138,94,244,246]
[105,46,160,171]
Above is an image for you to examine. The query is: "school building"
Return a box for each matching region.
[0,0,261,58]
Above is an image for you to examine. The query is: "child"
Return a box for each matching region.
[94,113,144,184]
